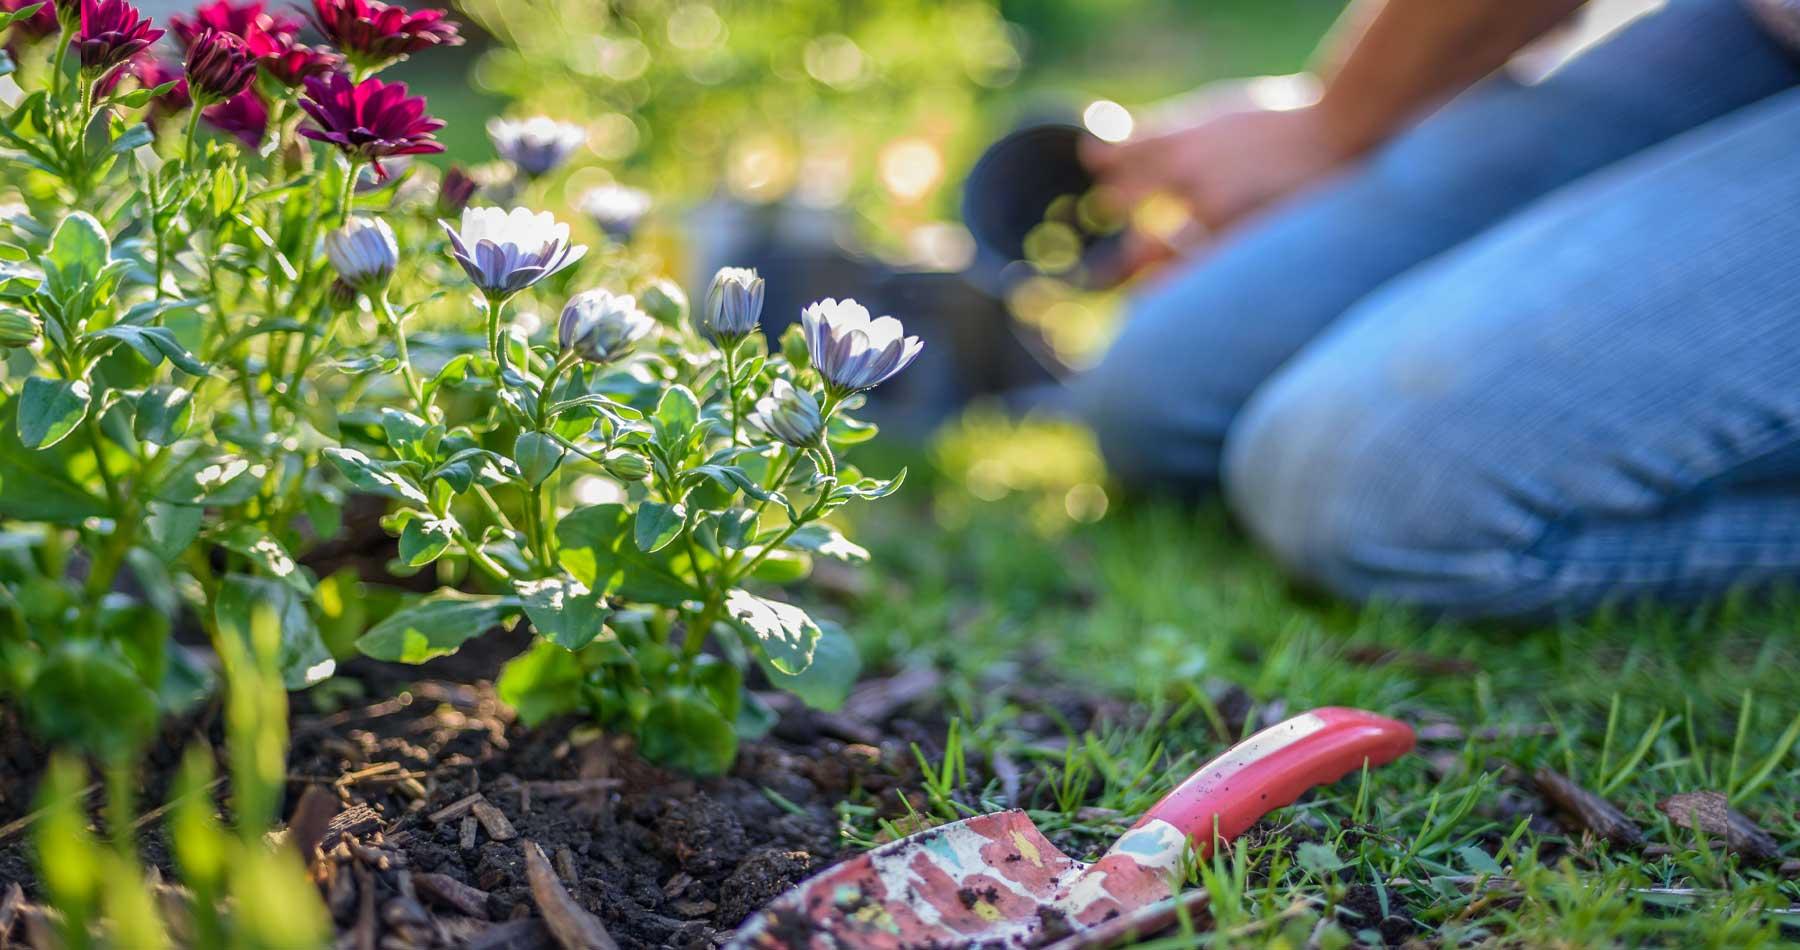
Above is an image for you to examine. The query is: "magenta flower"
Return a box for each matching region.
[184,28,256,104]
[298,72,444,177]
[75,0,164,79]
[202,87,267,146]
[310,0,460,72]
[249,30,339,86]
[168,0,298,48]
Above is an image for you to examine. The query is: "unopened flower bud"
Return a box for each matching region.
[695,266,763,344]
[327,277,359,310]
[637,278,687,327]
[324,216,398,293]
[0,309,40,348]
[436,165,479,216]
[557,290,654,365]
[749,380,824,448]
[601,449,651,481]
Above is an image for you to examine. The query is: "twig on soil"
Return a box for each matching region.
[523,839,620,950]
[1655,791,1782,864]
[471,800,519,841]
[412,870,489,917]
[460,815,479,851]
[1532,768,1644,848]
[0,782,100,843]
[429,792,487,824]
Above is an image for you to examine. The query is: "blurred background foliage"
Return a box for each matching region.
[392,0,1339,365]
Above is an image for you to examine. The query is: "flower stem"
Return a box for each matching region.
[337,159,360,228]
[182,104,203,169]
[380,291,429,419]
[48,18,73,105]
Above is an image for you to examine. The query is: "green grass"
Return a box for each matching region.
[829,413,1800,946]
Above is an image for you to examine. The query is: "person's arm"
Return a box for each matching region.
[1313,0,1589,157]
[1082,0,1589,270]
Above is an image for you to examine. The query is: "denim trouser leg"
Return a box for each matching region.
[1223,85,1800,618]
[1075,0,1800,488]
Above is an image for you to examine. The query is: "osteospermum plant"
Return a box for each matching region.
[0,0,916,778]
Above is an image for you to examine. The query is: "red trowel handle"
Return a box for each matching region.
[1134,707,1413,858]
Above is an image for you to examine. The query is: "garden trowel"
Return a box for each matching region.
[729,706,1414,949]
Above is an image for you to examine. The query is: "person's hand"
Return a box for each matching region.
[1080,76,1355,279]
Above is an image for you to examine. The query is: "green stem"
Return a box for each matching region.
[535,351,577,429]
[48,18,73,104]
[721,339,743,446]
[338,159,360,228]
[380,291,429,419]
[182,104,203,169]
[484,295,512,384]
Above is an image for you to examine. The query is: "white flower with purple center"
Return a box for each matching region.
[440,206,587,299]
[578,184,652,243]
[558,289,655,365]
[486,116,587,178]
[800,297,923,396]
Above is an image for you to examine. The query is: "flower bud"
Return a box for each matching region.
[436,165,479,217]
[601,449,651,481]
[749,380,824,448]
[185,29,258,106]
[0,309,41,349]
[637,278,687,327]
[557,290,654,365]
[327,277,359,310]
[324,216,398,294]
[694,266,763,343]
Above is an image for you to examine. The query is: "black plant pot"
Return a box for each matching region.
[960,122,1123,294]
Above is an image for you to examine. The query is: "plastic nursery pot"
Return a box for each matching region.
[960,114,1128,295]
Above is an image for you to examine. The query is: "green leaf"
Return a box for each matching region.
[639,689,738,775]
[132,385,192,445]
[45,211,110,286]
[356,589,516,663]
[829,467,908,502]
[154,451,263,506]
[652,384,702,456]
[0,3,43,32]
[322,447,428,504]
[723,589,820,675]
[17,377,90,450]
[380,407,436,457]
[633,501,685,553]
[515,576,611,651]
[25,640,157,760]
[142,501,201,561]
[214,574,335,689]
[557,503,696,604]
[0,397,103,525]
[762,621,860,711]
[88,325,207,376]
[513,430,565,488]
[497,638,588,727]
[211,525,313,595]
[397,513,457,567]
[786,523,869,563]
[1296,842,1345,875]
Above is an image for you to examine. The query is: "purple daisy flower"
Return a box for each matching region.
[800,297,923,396]
[298,71,444,178]
[75,0,163,80]
[310,0,461,73]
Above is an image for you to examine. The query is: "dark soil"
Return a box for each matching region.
[0,646,1362,949]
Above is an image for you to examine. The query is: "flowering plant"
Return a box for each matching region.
[0,0,916,774]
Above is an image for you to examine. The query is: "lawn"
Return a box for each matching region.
[828,413,1800,945]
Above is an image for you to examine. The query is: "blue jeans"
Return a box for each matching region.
[1075,0,1800,618]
